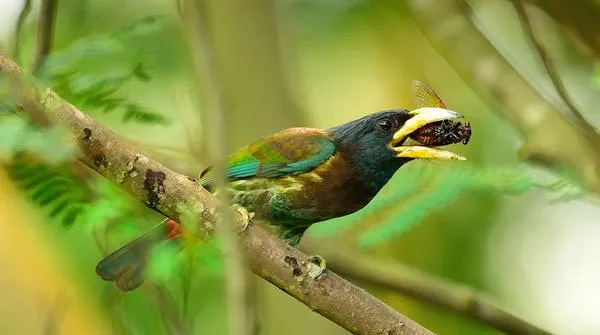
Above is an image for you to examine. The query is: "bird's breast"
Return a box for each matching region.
[226,154,377,225]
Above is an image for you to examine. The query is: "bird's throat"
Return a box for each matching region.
[351,157,408,194]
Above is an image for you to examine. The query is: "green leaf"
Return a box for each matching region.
[0,117,28,160]
[146,242,181,283]
[358,175,464,248]
[194,238,225,277]
[309,164,428,238]
[22,126,79,165]
[49,197,71,218]
[31,181,65,205]
[6,158,93,228]
[0,116,78,165]
[68,69,132,96]
[112,218,142,240]
[133,63,151,81]
[113,15,167,39]
[312,163,549,248]
[79,179,136,230]
[62,206,84,227]
[38,37,125,80]
[36,16,170,126]
[122,104,169,124]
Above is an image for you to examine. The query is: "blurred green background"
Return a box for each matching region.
[1,0,600,334]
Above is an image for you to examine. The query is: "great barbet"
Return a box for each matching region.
[96,81,469,291]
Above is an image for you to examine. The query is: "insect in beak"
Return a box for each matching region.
[388,107,468,161]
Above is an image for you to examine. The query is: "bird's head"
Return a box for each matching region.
[328,107,466,190]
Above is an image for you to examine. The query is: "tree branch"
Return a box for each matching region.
[510,0,597,139]
[409,0,600,196]
[0,53,435,335]
[32,0,58,75]
[309,244,555,335]
[190,0,306,149]
[523,0,600,60]
[12,0,33,61]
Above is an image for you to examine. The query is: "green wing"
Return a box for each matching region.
[199,128,336,187]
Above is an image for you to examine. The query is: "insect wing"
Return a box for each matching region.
[411,80,447,109]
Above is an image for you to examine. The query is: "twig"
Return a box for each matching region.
[12,0,33,62]
[0,52,434,335]
[308,243,555,335]
[100,286,130,335]
[180,243,198,325]
[177,1,252,335]
[145,283,191,335]
[180,0,306,147]
[523,0,600,60]
[409,0,600,195]
[32,0,58,75]
[41,292,68,335]
[92,227,108,255]
[510,0,597,139]
[175,0,184,16]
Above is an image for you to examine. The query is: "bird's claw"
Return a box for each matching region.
[232,204,255,233]
[305,255,327,280]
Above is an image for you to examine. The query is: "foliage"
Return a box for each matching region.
[0,114,224,322]
[310,162,586,248]
[0,17,227,333]
[1,117,223,298]
[0,111,87,226]
[0,115,78,165]
[0,14,182,258]
[147,241,182,283]
[0,16,176,242]
[0,108,138,229]
[146,237,225,285]
[7,158,91,227]
[0,118,125,231]
[36,16,170,125]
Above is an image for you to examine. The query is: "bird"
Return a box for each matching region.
[96,83,468,292]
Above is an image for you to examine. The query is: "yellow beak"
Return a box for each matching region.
[390,107,467,161]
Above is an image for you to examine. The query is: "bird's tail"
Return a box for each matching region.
[95,219,184,291]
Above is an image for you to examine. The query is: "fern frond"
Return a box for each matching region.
[6,155,152,236]
[0,115,79,165]
[310,162,580,248]
[309,164,430,238]
[36,16,170,125]
[355,164,581,248]
[7,158,93,227]
[122,104,169,124]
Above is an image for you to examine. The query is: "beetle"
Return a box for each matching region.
[410,120,471,146]
[408,80,472,146]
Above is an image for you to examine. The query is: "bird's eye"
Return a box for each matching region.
[377,119,394,132]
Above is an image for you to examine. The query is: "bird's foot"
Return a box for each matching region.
[232,203,255,233]
[305,255,327,280]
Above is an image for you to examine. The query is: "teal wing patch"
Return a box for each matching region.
[199,128,336,187]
